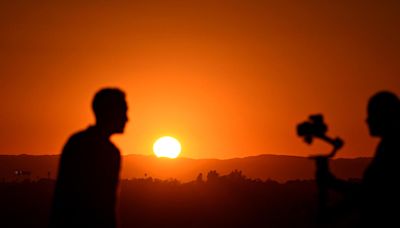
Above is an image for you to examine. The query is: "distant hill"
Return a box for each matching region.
[0,154,371,182]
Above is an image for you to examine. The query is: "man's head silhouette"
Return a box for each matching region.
[367,91,400,137]
[92,88,128,135]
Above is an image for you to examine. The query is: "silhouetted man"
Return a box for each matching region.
[316,91,400,227]
[50,88,128,228]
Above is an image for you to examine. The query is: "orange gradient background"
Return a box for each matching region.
[1,1,400,159]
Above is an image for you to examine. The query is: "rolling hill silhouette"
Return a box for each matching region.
[0,154,370,182]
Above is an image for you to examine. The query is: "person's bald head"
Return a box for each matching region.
[92,88,128,134]
[367,91,400,137]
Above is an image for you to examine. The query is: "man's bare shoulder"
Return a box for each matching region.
[65,128,92,146]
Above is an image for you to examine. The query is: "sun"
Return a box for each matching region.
[153,136,182,159]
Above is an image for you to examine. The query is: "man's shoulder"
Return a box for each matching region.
[65,127,120,153]
[62,127,102,152]
[67,128,92,144]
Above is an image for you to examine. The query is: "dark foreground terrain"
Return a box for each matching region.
[0,171,359,228]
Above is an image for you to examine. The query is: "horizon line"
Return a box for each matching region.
[0,153,372,160]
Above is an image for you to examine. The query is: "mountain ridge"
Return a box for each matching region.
[0,154,371,182]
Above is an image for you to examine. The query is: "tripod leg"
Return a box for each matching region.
[314,156,330,223]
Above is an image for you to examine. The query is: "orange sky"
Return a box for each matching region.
[1,1,399,159]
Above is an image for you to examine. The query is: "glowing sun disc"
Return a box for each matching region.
[153,136,181,158]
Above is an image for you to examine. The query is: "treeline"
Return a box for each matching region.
[0,170,358,228]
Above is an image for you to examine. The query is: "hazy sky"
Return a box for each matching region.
[1,1,399,158]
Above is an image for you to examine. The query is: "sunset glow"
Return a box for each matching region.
[1,2,400,227]
[153,136,181,159]
[0,1,400,159]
